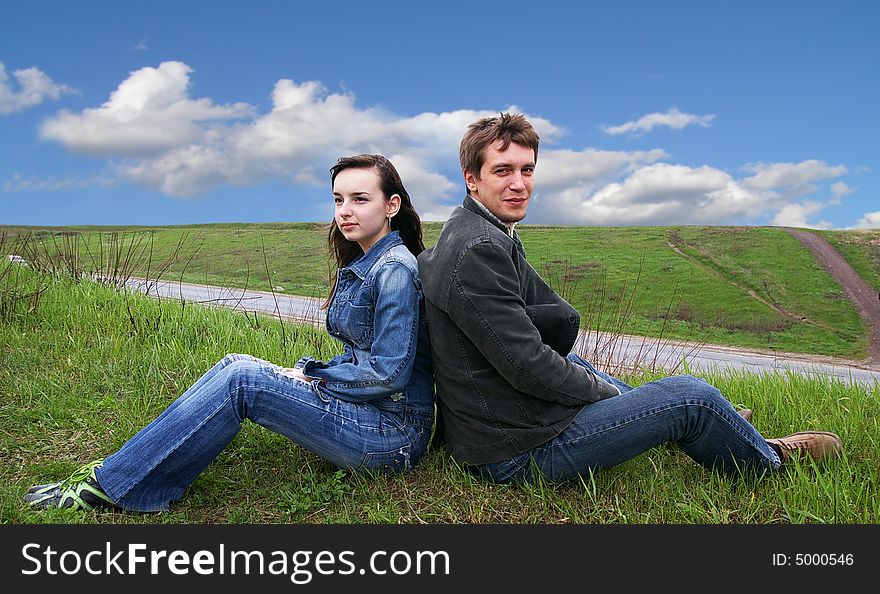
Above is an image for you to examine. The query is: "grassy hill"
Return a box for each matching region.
[818,229,880,289]
[1,223,873,358]
[2,268,877,524]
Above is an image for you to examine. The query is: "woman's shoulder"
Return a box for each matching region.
[369,245,420,286]
[381,244,419,270]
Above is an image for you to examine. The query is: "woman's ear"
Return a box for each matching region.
[387,194,401,218]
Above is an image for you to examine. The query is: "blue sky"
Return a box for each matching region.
[2,0,878,228]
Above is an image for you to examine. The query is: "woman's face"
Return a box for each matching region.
[333,167,399,253]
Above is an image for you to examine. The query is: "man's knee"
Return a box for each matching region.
[675,375,724,402]
[665,374,723,401]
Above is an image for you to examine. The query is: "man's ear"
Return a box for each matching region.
[464,170,478,194]
[386,194,401,218]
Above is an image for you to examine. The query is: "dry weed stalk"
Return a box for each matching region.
[539,255,715,377]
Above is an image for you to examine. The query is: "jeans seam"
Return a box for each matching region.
[542,401,774,468]
[255,371,413,431]
[110,391,232,503]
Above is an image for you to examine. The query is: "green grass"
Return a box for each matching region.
[522,225,866,357]
[1,223,870,358]
[1,222,335,299]
[2,267,877,524]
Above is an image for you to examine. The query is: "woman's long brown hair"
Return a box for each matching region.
[323,154,425,309]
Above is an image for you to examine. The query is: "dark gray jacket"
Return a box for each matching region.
[418,196,619,465]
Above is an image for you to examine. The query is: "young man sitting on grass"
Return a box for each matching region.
[417,113,842,485]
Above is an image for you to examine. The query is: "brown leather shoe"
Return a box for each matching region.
[766,431,842,463]
[737,408,753,423]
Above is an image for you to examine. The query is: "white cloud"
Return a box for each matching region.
[771,201,832,229]
[40,61,254,156]
[110,78,500,198]
[535,163,766,226]
[853,211,880,229]
[43,63,563,208]
[120,144,243,196]
[0,62,76,115]
[741,160,847,193]
[34,61,852,228]
[386,152,459,220]
[602,108,715,136]
[538,148,669,187]
[831,181,853,197]
[526,148,668,223]
[829,181,853,206]
[528,159,849,227]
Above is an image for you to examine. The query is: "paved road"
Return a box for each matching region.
[126,277,880,388]
[128,278,327,324]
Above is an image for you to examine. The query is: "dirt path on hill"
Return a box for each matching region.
[666,241,833,331]
[784,228,880,367]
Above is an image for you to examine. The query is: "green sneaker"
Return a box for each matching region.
[24,459,118,511]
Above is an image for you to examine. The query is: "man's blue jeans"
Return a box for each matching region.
[476,353,782,483]
[95,354,433,511]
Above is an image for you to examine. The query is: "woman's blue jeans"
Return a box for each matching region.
[95,354,433,511]
[476,353,782,483]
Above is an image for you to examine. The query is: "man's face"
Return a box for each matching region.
[465,139,535,224]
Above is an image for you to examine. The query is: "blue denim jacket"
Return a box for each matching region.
[295,231,434,414]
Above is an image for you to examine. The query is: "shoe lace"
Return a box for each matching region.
[59,459,105,490]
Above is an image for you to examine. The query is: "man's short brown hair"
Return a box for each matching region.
[459,113,540,179]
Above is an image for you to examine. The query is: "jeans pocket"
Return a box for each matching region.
[262,365,327,396]
[360,446,411,473]
[313,382,332,403]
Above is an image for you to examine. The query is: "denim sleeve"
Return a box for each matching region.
[450,241,619,406]
[303,261,420,401]
[295,342,351,370]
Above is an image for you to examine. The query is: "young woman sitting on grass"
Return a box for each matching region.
[25,154,435,512]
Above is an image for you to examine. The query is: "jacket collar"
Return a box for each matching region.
[462,194,518,238]
[346,230,403,279]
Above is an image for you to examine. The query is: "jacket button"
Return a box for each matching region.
[568,315,576,324]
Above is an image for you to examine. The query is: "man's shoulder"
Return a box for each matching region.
[422,207,512,259]
[420,215,515,286]
[420,208,491,290]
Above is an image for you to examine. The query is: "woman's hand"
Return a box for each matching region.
[279,367,315,382]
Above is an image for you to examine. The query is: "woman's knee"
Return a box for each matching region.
[216,354,265,383]
[219,353,256,367]
[216,358,266,420]
[221,357,263,383]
